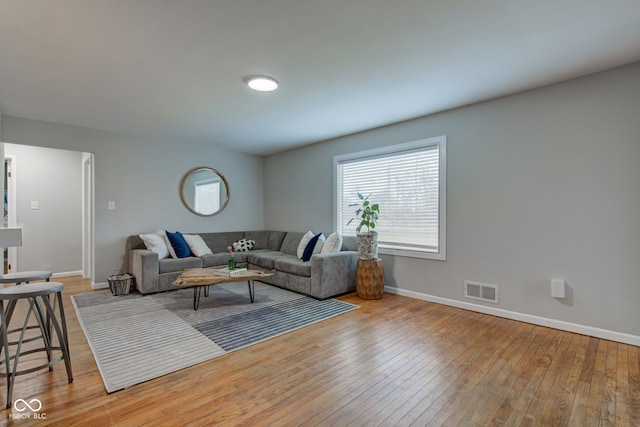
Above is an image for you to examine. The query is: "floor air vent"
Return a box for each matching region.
[464,281,499,304]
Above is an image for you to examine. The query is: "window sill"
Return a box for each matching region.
[379,247,446,261]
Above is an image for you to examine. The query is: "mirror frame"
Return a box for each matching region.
[179,167,230,216]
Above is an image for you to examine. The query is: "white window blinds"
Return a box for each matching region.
[336,136,446,258]
[194,181,220,215]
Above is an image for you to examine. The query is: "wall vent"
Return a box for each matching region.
[464,280,499,304]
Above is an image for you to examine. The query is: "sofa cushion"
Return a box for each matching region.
[159,257,202,274]
[275,256,312,277]
[267,231,287,251]
[200,253,231,268]
[243,231,270,250]
[247,250,287,269]
[201,251,249,268]
[281,232,305,256]
[200,232,244,254]
[342,236,357,251]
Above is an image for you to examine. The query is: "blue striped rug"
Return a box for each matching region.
[72,282,358,393]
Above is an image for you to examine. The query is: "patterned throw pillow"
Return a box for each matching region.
[233,239,255,252]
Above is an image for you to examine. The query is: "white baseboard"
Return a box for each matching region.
[91,282,109,290]
[52,270,83,278]
[384,286,640,347]
[49,270,108,290]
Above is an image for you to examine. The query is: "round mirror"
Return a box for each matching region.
[179,167,230,216]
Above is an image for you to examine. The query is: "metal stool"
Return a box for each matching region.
[0,282,73,409]
[0,270,53,285]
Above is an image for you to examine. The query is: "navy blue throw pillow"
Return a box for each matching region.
[302,232,323,262]
[166,231,192,258]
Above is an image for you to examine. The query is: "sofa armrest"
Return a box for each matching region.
[310,251,358,299]
[130,249,160,295]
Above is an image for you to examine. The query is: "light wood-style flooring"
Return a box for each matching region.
[1,276,638,426]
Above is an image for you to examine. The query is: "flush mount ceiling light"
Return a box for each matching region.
[244,75,279,92]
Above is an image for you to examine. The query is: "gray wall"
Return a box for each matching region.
[2,62,638,339]
[0,119,264,284]
[264,62,640,337]
[4,144,83,274]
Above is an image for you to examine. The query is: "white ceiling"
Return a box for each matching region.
[1,1,640,155]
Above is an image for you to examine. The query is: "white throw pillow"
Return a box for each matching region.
[161,230,178,258]
[313,233,326,255]
[297,230,314,259]
[321,233,343,254]
[139,230,170,259]
[183,234,213,257]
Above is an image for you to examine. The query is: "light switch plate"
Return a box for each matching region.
[551,279,566,298]
[31,201,39,210]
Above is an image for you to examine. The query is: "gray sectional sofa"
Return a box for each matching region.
[126,230,358,299]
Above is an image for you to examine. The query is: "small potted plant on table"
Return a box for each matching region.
[347,192,380,260]
[348,192,384,299]
[227,246,236,270]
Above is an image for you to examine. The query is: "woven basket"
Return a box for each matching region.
[107,271,133,296]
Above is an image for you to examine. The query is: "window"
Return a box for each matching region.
[334,136,446,260]
[194,180,220,215]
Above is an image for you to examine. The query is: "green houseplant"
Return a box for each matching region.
[347,192,380,260]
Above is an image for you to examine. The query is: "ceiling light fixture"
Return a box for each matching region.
[245,75,279,92]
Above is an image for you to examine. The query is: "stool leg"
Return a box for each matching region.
[42,293,73,383]
[5,299,37,409]
[0,300,17,357]
[44,294,54,370]
[0,302,12,409]
[31,296,53,370]
[55,292,72,368]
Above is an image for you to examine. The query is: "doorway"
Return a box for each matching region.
[82,153,94,279]
[3,154,17,273]
[2,144,94,281]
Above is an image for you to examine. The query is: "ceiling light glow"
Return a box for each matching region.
[245,75,279,92]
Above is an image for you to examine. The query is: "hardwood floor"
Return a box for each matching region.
[1,276,638,426]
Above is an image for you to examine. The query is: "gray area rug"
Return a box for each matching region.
[72,282,358,392]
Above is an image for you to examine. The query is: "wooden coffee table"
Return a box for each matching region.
[172,268,272,310]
